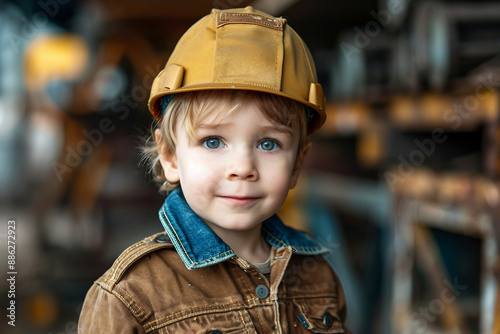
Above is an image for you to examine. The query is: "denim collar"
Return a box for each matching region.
[158,189,329,270]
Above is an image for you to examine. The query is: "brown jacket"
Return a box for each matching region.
[79,231,349,333]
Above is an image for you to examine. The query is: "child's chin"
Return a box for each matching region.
[217,220,262,232]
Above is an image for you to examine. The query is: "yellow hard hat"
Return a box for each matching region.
[148,6,326,134]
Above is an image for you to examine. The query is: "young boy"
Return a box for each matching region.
[79,6,350,333]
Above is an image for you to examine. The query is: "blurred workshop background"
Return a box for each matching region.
[0,0,499,333]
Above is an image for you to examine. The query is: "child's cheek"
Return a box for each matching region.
[185,158,220,204]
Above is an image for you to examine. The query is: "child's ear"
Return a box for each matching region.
[289,141,312,189]
[155,129,180,183]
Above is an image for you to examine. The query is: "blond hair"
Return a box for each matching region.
[142,90,308,193]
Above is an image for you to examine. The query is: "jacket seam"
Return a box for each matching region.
[102,232,173,288]
[144,300,249,332]
[145,301,277,333]
[91,282,146,332]
[237,309,252,333]
[161,207,195,265]
[235,264,266,332]
[280,291,338,300]
[112,284,148,323]
[104,241,143,282]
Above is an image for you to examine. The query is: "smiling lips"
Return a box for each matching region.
[217,195,261,206]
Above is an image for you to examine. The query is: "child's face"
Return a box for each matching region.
[159,99,308,234]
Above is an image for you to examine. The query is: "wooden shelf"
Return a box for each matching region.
[390,169,500,213]
[389,92,499,131]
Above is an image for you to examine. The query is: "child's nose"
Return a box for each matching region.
[226,152,258,181]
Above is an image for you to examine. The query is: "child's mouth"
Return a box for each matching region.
[217,196,261,206]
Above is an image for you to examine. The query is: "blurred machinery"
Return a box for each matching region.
[331,0,500,99]
[412,1,500,91]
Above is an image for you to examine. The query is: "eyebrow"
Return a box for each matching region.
[259,125,294,136]
[197,123,294,136]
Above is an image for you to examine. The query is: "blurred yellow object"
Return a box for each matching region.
[25,290,59,329]
[358,124,385,168]
[481,89,499,121]
[321,102,371,134]
[24,34,89,90]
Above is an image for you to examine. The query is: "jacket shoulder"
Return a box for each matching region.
[97,232,174,291]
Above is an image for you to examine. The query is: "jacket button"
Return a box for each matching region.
[154,235,171,243]
[323,312,334,329]
[255,285,269,299]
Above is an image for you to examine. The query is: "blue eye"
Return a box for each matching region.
[203,137,224,149]
[258,139,279,151]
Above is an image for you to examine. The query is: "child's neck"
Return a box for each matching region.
[204,222,271,263]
